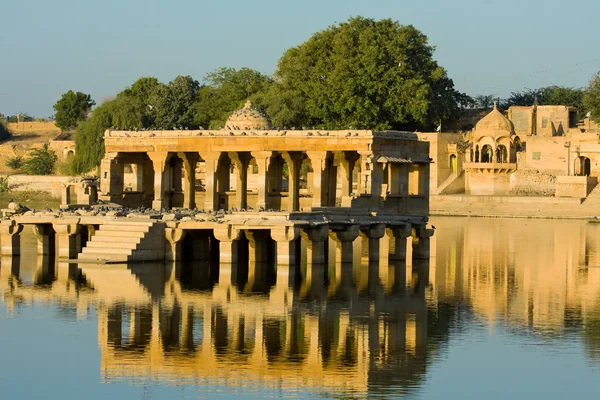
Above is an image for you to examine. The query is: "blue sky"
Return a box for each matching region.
[1,0,598,117]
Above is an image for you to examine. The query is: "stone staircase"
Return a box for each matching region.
[583,183,600,208]
[78,219,165,263]
[434,171,464,195]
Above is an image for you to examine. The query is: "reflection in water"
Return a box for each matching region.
[3,218,600,397]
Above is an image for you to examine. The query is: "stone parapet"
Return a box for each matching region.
[555,176,597,198]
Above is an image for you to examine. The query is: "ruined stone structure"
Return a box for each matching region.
[0,102,434,298]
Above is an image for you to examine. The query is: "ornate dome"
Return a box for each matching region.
[472,102,514,141]
[225,100,272,130]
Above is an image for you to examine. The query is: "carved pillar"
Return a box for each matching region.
[0,220,23,257]
[165,227,186,261]
[179,152,199,210]
[361,223,386,292]
[387,223,412,261]
[229,152,252,210]
[245,230,270,291]
[213,226,241,286]
[32,224,55,255]
[271,226,300,288]
[148,151,169,210]
[53,222,82,259]
[251,151,273,210]
[412,224,435,260]
[199,152,220,211]
[300,224,329,299]
[330,225,360,297]
[281,152,303,212]
[306,151,327,208]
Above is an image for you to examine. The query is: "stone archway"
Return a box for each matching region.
[449,154,457,173]
[481,145,493,163]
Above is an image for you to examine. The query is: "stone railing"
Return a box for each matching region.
[104,129,419,140]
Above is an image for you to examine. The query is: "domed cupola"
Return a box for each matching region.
[473,102,514,141]
[225,100,272,130]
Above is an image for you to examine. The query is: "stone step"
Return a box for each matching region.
[78,253,129,262]
[93,228,148,238]
[89,235,143,243]
[85,241,142,250]
[103,220,156,227]
[81,247,133,255]
[98,225,152,232]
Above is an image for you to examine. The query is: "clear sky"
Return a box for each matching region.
[1,0,598,118]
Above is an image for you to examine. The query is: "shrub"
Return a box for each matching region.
[5,155,23,170]
[0,176,9,192]
[22,144,57,175]
[0,121,11,141]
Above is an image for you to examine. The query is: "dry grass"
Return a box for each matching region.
[0,191,61,210]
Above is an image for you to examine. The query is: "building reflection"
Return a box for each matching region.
[5,218,600,394]
[0,232,437,397]
[430,217,600,362]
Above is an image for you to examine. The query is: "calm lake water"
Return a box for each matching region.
[2,217,600,399]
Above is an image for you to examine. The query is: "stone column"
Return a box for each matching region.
[281,152,303,212]
[300,224,329,299]
[199,152,220,212]
[179,152,199,210]
[330,225,360,298]
[213,226,241,286]
[0,220,23,257]
[271,226,300,288]
[412,224,435,260]
[165,227,186,261]
[387,223,412,261]
[245,230,270,291]
[306,151,327,208]
[251,151,273,210]
[32,224,55,255]
[53,222,82,259]
[148,151,169,210]
[229,152,252,210]
[361,223,386,292]
[100,152,122,198]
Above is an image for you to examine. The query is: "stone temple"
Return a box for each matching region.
[1,101,433,299]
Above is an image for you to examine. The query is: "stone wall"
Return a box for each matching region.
[555,176,597,198]
[466,171,511,195]
[522,136,568,175]
[5,175,72,198]
[7,121,60,133]
[509,170,556,196]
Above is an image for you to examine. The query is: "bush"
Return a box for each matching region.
[0,121,11,141]
[22,144,57,175]
[5,155,23,170]
[0,176,9,192]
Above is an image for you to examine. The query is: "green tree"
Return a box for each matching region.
[474,94,496,109]
[118,77,160,127]
[53,90,95,131]
[261,17,469,130]
[503,86,584,110]
[583,74,600,124]
[149,76,200,129]
[194,67,273,129]
[22,144,57,175]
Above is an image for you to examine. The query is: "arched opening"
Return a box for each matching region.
[496,145,508,163]
[481,145,493,163]
[449,154,457,172]
[576,156,591,176]
[469,148,474,162]
[66,150,74,159]
[475,145,480,162]
[514,137,523,152]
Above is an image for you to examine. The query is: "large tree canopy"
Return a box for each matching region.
[53,90,95,131]
[148,75,200,129]
[194,67,273,129]
[259,17,469,130]
[583,74,600,125]
[502,86,585,110]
